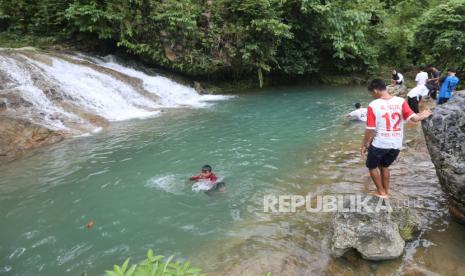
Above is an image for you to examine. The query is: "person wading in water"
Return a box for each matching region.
[361,79,432,198]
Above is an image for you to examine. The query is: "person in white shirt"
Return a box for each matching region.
[347,103,368,122]
[361,79,432,198]
[415,66,429,86]
[407,85,429,113]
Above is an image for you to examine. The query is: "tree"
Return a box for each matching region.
[414,0,465,72]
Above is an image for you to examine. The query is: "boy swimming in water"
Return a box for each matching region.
[346,103,367,122]
[189,165,218,183]
[189,165,225,192]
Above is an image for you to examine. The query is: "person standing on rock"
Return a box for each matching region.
[426,66,440,99]
[361,79,432,198]
[437,68,459,104]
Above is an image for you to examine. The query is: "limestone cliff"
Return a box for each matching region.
[422,91,465,224]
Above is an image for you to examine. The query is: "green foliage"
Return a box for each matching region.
[2,0,461,84]
[105,249,204,276]
[0,0,72,35]
[0,0,384,80]
[301,0,383,72]
[379,0,433,68]
[0,33,57,48]
[414,0,465,72]
[65,1,120,39]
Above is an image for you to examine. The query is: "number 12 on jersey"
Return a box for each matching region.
[381,112,401,131]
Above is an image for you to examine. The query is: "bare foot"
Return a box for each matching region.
[369,192,389,199]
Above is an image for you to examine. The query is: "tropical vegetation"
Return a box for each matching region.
[1,0,463,83]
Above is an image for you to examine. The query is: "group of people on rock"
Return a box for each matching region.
[395,66,460,112]
[348,66,460,123]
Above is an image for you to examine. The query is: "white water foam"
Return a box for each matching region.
[0,55,73,130]
[191,177,224,192]
[28,56,161,121]
[94,56,233,108]
[145,175,184,195]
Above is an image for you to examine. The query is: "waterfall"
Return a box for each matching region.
[0,48,230,136]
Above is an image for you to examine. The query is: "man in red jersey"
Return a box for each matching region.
[361,79,432,198]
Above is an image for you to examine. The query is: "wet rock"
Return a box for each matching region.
[388,84,408,96]
[391,207,421,241]
[194,81,203,92]
[0,117,64,161]
[0,89,34,108]
[193,81,224,94]
[422,91,465,224]
[0,98,6,111]
[331,197,421,261]
[164,46,177,61]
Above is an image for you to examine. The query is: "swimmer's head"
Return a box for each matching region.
[354,103,361,109]
[201,165,212,173]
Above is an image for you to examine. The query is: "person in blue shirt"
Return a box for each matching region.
[438,68,460,104]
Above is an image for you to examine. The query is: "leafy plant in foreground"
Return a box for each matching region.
[105,249,204,276]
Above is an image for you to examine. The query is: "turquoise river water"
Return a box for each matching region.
[1,86,464,275]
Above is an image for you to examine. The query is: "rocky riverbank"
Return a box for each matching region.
[422,91,465,224]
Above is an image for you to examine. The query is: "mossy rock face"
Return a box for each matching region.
[399,224,416,241]
[320,75,369,86]
[391,207,422,241]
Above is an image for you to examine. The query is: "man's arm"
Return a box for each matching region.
[209,174,218,183]
[344,111,355,119]
[362,105,376,156]
[410,109,432,122]
[361,129,375,156]
[189,175,201,181]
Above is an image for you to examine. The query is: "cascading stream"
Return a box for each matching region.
[0,48,230,137]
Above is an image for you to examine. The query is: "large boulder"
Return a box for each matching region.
[422,91,465,224]
[331,196,421,261]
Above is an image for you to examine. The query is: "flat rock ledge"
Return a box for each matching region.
[422,91,465,224]
[330,197,421,261]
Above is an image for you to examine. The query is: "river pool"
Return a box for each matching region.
[0,86,464,275]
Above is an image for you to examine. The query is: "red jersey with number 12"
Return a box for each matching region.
[366,96,415,149]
